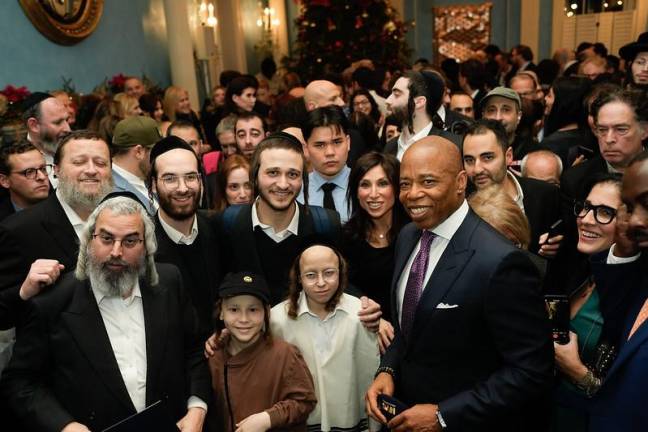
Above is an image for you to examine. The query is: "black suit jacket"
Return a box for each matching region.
[154,212,221,337]
[381,210,553,431]
[518,175,563,254]
[383,125,463,156]
[0,264,211,432]
[442,106,473,134]
[0,195,15,222]
[560,155,608,201]
[0,194,78,329]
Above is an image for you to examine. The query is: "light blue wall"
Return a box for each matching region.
[0,0,171,93]
[539,0,554,60]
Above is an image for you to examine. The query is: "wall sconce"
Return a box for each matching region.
[199,0,217,27]
[256,7,279,31]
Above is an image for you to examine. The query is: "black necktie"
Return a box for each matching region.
[321,183,336,211]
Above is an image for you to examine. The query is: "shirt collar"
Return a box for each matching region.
[158,213,199,245]
[436,105,446,123]
[398,121,434,152]
[92,278,142,306]
[310,165,351,190]
[113,163,146,188]
[296,291,351,320]
[429,199,469,241]
[506,171,525,209]
[55,188,85,238]
[605,161,623,175]
[251,199,300,236]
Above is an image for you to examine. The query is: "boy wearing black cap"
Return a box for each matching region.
[208,272,316,432]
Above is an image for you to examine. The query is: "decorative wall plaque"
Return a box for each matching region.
[19,0,104,46]
[433,2,492,64]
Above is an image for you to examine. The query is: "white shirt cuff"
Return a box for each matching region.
[187,396,208,412]
[607,244,641,264]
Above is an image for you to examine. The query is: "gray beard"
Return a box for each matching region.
[87,249,144,298]
[57,176,113,213]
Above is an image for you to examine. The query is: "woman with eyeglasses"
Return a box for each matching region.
[551,173,623,432]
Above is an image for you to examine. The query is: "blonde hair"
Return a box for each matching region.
[113,93,139,118]
[469,186,531,250]
[163,86,187,122]
[579,56,607,74]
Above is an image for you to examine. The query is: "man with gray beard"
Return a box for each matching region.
[0,130,113,330]
[1,194,211,432]
[22,92,71,188]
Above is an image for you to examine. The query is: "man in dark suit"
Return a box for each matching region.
[463,119,563,255]
[458,59,488,118]
[366,136,553,431]
[0,194,210,432]
[383,70,462,159]
[0,130,113,325]
[587,152,648,431]
[561,88,647,202]
[149,136,221,338]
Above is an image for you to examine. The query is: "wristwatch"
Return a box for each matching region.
[436,409,447,429]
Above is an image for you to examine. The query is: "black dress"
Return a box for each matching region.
[342,238,396,324]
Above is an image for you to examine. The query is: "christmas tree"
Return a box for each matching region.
[292,0,412,80]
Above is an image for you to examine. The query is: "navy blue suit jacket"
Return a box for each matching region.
[589,254,648,432]
[381,209,553,431]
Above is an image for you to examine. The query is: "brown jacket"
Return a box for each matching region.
[208,337,316,432]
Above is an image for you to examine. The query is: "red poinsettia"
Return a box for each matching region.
[0,85,31,104]
[108,73,127,89]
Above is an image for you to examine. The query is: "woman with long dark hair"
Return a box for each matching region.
[542,77,592,166]
[349,88,382,128]
[341,152,408,352]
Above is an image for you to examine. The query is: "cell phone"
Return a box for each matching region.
[544,294,570,344]
[377,394,409,421]
[578,145,594,158]
[544,219,563,242]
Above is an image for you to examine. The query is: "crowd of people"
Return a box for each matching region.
[0,32,647,432]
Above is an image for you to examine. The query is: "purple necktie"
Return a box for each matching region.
[401,230,435,338]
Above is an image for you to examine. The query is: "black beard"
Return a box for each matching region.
[391,104,410,126]
[157,189,199,220]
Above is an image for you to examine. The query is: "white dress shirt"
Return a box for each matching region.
[396,121,434,161]
[295,291,352,358]
[251,199,300,243]
[92,282,148,412]
[396,200,469,323]
[56,189,85,239]
[158,213,199,245]
[27,133,57,189]
[507,171,526,213]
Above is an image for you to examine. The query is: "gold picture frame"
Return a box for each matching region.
[18,0,104,46]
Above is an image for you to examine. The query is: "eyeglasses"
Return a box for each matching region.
[574,200,617,225]
[157,172,201,189]
[301,268,339,285]
[353,99,371,108]
[92,233,144,249]
[594,124,631,137]
[11,164,52,179]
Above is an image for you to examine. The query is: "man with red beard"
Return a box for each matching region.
[149,136,221,338]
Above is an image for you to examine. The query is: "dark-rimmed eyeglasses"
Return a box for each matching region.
[11,164,52,179]
[574,200,617,225]
[92,233,144,249]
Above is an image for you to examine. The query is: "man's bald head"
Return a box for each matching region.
[521,150,562,186]
[399,136,467,229]
[304,80,345,111]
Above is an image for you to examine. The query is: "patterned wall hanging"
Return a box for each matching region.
[433,2,493,64]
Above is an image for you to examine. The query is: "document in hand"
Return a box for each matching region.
[102,400,179,432]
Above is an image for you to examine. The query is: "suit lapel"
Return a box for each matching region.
[411,212,478,337]
[62,280,136,413]
[41,195,78,263]
[142,278,168,406]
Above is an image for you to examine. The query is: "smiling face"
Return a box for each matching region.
[175,90,191,114]
[55,138,113,211]
[577,183,622,255]
[399,138,467,229]
[462,130,511,189]
[256,148,303,212]
[220,295,265,348]
[305,125,350,179]
[357,165,395,220]
[153,148,201,221]
[595,101,648,169]
[352,94,372,116]
[299,245,340,311]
